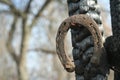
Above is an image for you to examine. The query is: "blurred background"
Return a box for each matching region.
[0,0,112,80]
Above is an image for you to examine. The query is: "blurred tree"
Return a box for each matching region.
[0,0,52,80]
[0,0,75,80]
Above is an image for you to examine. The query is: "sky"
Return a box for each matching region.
[98,0,110,11]
[98,0,111,28]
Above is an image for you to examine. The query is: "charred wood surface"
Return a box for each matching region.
[67,0,109,80]
[104,0,120,80]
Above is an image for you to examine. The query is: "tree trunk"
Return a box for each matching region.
[19,26,31,80]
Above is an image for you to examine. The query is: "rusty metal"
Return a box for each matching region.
[56,14,104,72]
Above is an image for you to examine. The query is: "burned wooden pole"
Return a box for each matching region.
[67,0,109,79]
[56,0,109,80]
[104,0,120,80]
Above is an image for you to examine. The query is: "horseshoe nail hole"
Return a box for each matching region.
[90,23,92,26]
[64,22,66,25]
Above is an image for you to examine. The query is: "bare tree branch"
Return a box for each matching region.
[19,18,32,63]
[0,0,12,6]
[30,0,52,28]
[39,48,56,54]
[6,16,20,63]
[19,19,26,61]
[0,0,26,17]
[28,48,56,54]
[16,0,33,64]
[22,0,33,28]
[25,0,32,13]
[0,10,11,14]
[35,0,51,18]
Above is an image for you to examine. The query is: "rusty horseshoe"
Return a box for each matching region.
[56,14,104,72]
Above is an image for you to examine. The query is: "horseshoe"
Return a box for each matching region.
[56,14,104,72]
